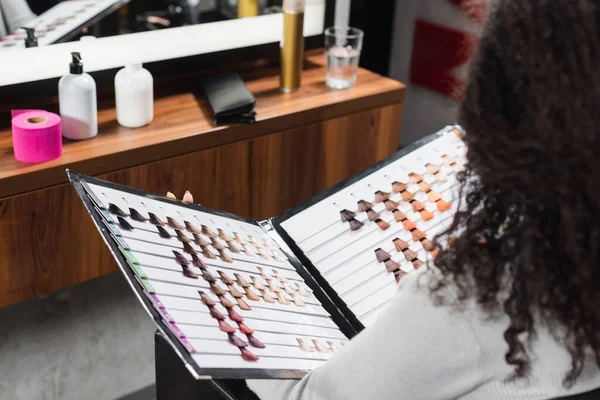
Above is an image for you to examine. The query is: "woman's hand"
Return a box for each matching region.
[166,190,194,203]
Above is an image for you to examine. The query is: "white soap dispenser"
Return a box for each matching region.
[115,63,154,128]
[59,52,98,140]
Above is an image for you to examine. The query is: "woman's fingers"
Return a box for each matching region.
[183,191,194,204]
[165,191,194,203]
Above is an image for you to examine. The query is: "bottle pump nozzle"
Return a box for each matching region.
[70,52,84,74]
[22,27,38,48]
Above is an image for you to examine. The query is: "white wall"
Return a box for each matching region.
[388,0,482,146]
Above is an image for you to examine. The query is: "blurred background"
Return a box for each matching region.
[0,1,482,399]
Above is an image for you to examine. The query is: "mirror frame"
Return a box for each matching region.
[0,0,334,87]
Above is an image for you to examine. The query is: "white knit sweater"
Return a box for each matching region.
[248,267,600,400]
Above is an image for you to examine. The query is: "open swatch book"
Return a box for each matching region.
[69,124,466,380]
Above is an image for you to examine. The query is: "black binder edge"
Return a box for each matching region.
[271,125,462,333]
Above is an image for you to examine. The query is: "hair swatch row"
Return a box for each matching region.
[278,128,466,327]
[83,181,347,370]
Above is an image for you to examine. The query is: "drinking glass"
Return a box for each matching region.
[324,27,364,90]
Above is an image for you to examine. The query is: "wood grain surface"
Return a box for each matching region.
[0,55,405,308]
[0,105,402,308]
[0,54,405,199]
[250,104,403,220]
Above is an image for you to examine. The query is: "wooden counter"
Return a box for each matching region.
[0,54,405,308]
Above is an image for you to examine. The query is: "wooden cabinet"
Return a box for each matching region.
[0,55,405,308]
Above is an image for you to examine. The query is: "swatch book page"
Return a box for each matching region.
[274,126,467,329]
[70,173,348,379]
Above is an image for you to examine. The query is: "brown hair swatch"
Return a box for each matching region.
[167,217,185,230]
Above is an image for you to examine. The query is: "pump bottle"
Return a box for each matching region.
[59,52,98,140]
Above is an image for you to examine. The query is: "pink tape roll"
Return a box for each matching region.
[11,110,62,163]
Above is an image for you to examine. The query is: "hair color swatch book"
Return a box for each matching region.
[271,125,466,332]
[68,124,465,380]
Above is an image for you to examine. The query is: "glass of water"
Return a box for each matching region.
[325,27,364,90]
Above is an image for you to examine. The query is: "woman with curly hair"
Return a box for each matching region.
[177,0,600,398]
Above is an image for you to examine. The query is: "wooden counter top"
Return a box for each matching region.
[0,54,405,199]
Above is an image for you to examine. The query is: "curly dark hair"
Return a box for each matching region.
[431,0,600,387]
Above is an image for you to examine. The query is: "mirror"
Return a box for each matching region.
[0,1,290,50]
[0,0,326,86]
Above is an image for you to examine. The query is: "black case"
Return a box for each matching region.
[197,73,257,125]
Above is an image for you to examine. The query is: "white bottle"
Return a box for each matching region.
[115,63,154,128]
[59,52,98,140]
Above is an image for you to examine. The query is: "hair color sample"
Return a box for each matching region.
[199,291,216,306]
[238,322,254,335]
[340,209,356,222]
[374,190,390,203]
[210,283,227,296]
[375,219,391,231]
[421,239,436,252]
[411,229,427,242]
[347,216,363,230]
[108,203,128,217]
[260,290,276,303]
[148,213,165,226]
[393,238,409,252]
[384,199,400,211]
[209,306,225,320]
[402,219,416,231]
[228,333,249,348]
[183,242,197,255]
[235,273,251,288]
[403,249,418,261]
[357,200,373,212]
[247,335,266,349]
[385,259,401,273]
[393,209,407,222]
[297,338,314,352]
[175,229,191,243]
[210,237,225,250]
[218,319,236,333]
[202,225,218,238]
[436,200,452,212]
[201,246,216,259]
[227,307,244,323]
[427,191,442,202]
[401,190,415,201]
[237,297,252,311]
[219,295,236,309]
[218,228,233,242]
[228,285,244,299]
[117,216,134,231]
[156,225,172,239]
[172,250,189,265]
[167,217,185,230]
[410,200,425,211]
[240,348,259,361]
[218,271,235,285]
[392,181,408,193]
[185,221,202,234]
[191,254,207,269]
[182,265,198,279]
[375,248,391,263]
[409,172,424,183]
[420,209,435,221]
[129,208,147,222]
